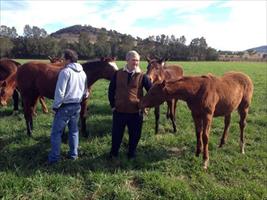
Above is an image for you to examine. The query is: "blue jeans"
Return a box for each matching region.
[48,103,81,163]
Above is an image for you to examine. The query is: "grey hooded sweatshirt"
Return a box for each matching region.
[52,63,88,110]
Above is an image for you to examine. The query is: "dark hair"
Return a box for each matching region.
[63,49,78,62]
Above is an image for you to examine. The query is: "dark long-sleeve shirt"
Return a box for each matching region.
[108,71,152,108]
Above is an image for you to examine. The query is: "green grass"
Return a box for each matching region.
[0,60,266,199]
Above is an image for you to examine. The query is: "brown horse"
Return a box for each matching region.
[17,57,118,136]
[0,59,21,112]
[146,57,183,133]
[140,72,253,169]
[0,58,19,80]
[0,58,64,114]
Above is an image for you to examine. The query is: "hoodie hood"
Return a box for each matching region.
[66,63,83,72]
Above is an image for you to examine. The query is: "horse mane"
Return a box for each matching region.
[9,60,21,67]
[201,73,215,79]
[0,58,21,67]
[85,56,116,63]
[82,57,116,69]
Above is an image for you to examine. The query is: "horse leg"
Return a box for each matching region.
[166,101,170,119]
[169,99,177,133]
[39,96,48,113]
[80,98,88,137]
[154,106,160,134]
[202,113,213,170]
[238,106,249,154]
[192,113,203,157]
[23,97,36,136]
[219,114,231,147]
[23,102,32,136]
[12,89,19,114]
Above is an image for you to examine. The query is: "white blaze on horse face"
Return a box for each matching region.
[109,61,118,70]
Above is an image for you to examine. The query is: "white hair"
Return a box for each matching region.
[126,50,140,61]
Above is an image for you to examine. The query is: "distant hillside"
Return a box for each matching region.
[246,45,267,53]
[50,24,135,43]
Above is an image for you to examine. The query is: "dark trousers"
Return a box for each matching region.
[110,111,143,157]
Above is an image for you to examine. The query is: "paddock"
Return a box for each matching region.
[0,60,266,199]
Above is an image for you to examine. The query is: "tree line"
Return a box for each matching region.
[0,25,219,60]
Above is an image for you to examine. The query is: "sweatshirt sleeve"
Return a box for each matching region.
[83,76,89,99]
[52,69,70,109]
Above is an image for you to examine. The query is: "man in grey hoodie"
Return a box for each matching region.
[48,49,88,164]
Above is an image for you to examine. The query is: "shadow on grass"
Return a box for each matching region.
[87,103,112,116]
[0,108,15,117]
[0,133,190,176]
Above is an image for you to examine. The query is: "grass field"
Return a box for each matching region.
[0,60,266,199]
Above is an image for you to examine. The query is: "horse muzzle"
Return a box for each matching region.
[0,100,7,106]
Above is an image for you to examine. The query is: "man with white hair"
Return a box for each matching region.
[108,50,152,159]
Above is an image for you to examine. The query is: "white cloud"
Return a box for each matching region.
[1,0,266,51]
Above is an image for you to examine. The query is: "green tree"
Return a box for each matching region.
[0,37,14,57]
[206,47,219,60]
[78,32,95,59]
[0,25,18,38]
[189,37,208,60]
[23,25,47,38]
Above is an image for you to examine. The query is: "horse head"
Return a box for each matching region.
[140,80,167,109]
[0,73,16,106]
[146,56,168,83]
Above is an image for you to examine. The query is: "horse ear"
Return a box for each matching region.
[48,56,52,61]
[158,58,165,65]
[163,57,169,62]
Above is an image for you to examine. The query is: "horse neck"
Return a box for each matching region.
[86,72,100,87]
[83,62,114,87]
[10,60,21,67]
[50,62,64,67]
[166,77,203,101]
[5,72,17,90]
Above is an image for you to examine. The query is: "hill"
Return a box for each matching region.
[50,24,135,43]
[246,45,267,53]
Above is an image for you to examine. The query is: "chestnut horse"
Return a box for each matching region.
[17,57,118,136]
[0,57,64,114]
[140,72,253,169]
[0,59,20,111]
[146,57,183,133]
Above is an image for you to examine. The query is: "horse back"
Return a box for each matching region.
[213,72,253,116]
[17,62,60,98]
[0,59,18,80]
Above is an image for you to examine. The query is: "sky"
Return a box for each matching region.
[1,0,266,51]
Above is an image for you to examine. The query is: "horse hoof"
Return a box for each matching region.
[203,160,209,170]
